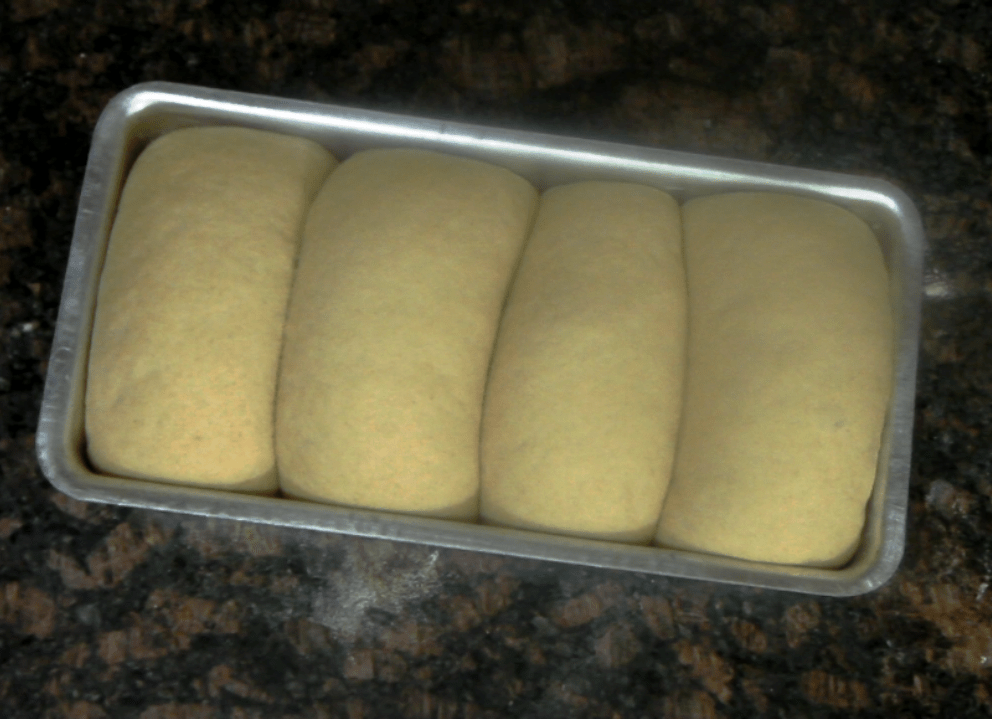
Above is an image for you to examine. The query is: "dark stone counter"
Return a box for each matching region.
[3,1,992,716]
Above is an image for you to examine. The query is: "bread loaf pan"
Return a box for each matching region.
[36,81,923,596]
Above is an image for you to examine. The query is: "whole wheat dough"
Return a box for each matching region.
[276,148,537,519]
[480,182,687,543]
[85,126,335,492]
[655,192,894,567]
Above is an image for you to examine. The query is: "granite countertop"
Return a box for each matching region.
[3,1,992,717]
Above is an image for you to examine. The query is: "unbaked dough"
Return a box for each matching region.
[276,148,537,519]
[85,126,335,492]
[655,192,893,567]
[480,181,687,543]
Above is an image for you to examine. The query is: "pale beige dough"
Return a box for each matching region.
[276,148,537,519]
[85,126,335,492]
[655,192,894,567]
[480,182,687,543]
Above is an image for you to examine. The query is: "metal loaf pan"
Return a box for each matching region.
[36,82,924,596]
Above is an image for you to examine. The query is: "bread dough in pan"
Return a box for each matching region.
[277,148,537,519]
[655,192,893,567]
[481,181,687,543]
[85,126,335,492]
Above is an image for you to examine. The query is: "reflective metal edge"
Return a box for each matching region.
[36,81,924,597]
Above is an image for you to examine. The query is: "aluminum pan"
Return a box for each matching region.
[36,81,924,596]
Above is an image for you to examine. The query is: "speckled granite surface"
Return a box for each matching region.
[3,1,992,717]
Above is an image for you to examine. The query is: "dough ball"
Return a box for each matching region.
[85,126,336,492]
[481,181,687,543]
[655,192,894,567]
[276,148,537,519]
